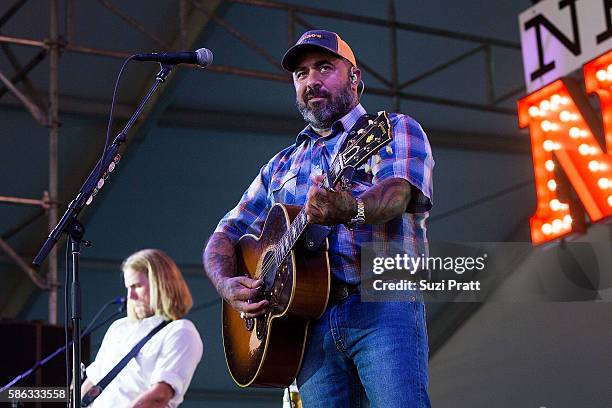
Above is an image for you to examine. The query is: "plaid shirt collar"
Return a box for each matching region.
[295,103,367,145]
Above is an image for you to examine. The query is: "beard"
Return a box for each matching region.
[296,80,357,130]
[128,299,153,320]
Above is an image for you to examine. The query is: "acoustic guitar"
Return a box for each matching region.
[223,111,393,387]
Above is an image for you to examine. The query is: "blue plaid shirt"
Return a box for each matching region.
[215,104,434,284]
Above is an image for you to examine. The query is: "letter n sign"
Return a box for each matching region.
[518,50,612,244]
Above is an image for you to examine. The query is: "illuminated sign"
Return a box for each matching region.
[519,0,612,92]
[518,50,612,244]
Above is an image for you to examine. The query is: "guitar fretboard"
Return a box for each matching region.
[265,111,390,274]
[271,152,343,268]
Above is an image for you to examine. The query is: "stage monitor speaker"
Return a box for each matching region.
[0,320,90,407]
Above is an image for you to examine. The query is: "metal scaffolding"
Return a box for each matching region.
[0,0,525,322]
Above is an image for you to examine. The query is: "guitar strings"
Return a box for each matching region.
[256,211,305,281]
[254,123,377,283]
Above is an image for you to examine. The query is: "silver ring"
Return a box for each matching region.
[240,311,246,319]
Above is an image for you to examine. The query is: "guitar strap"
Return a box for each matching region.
[302,112,377,252]
[80,320,170,407]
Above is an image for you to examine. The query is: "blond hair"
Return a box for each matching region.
[122,249,193,321]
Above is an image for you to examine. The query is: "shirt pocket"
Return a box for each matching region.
[269,170,298,204]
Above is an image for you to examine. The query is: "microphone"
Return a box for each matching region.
[133,47,213,67]
[112,296,127,305]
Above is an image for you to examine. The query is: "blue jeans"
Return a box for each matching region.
[296,294,431,408]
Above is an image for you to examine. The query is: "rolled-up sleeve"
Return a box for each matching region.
[150,322,203,406]
[372,114,434,213]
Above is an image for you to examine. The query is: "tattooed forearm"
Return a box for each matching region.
[203,232,268,314]
[203,232,237,293]
[360,178,411,224]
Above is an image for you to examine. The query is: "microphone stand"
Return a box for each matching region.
[32,63,174,408]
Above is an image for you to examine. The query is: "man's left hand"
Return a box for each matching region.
[305,174,356,225]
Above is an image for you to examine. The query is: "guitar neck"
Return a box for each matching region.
[273,208,308,266]
[273,110,392,267]
[274,156,344,265]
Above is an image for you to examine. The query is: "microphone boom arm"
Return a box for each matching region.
[32,64,173,266]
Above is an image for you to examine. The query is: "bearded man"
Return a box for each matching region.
[82,249,203,407]
[204,30,433,407]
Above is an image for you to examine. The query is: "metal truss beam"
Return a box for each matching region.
[96,0,171,50]
[0,95,530,153]
[47,0,60,324]
[399,45,485,90]
[0,0,29,28]
[0,0,524,117]
[0,193,50,208]
[0,237,48,289]
[1,209,46,241]
[0,68,47,125]
[0,0,225,321]
[117,0,223,150]
[0,39,519,115]
[0,47,46,101]
[229,0,521,49]
[189,0,282,71]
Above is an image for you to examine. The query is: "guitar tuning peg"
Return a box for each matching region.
[364,164,371,174]
[377,111,384,115]
[386,145,393,155]
[366,135,374,143]
[374,154,381,164]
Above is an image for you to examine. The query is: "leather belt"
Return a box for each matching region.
[328,276,359,306]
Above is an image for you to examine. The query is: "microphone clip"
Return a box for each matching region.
[155,64,174,83]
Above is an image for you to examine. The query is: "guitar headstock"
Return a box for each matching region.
[340,111,393,171]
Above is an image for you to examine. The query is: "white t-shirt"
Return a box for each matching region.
[86,315,203,407]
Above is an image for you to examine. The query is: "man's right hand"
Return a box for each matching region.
[218,276,269,318]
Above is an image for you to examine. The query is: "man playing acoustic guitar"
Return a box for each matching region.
[204,30,433,407]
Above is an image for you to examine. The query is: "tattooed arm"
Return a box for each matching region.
[203,232,268,317]
[358,178,411,224]
[305,176,411,225]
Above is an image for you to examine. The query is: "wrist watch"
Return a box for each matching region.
[347,197,365,230]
